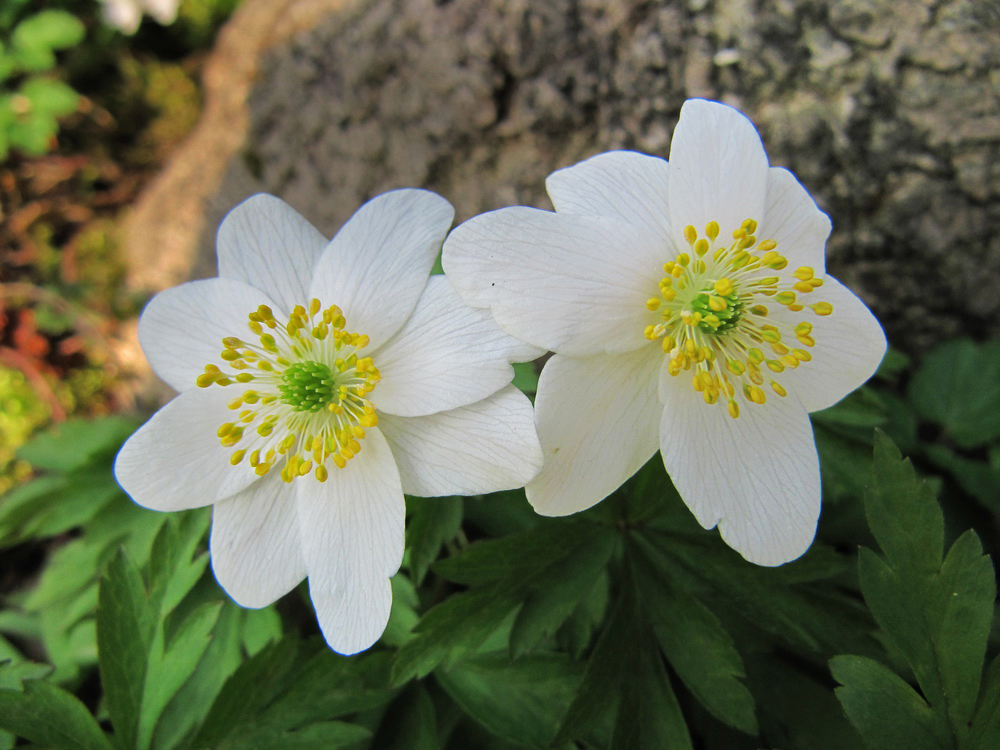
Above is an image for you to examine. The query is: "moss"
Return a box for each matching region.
[0,365,51,495]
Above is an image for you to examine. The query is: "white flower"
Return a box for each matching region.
[442,99,887,566]
[100,0,179,35]
[115,190,543,653]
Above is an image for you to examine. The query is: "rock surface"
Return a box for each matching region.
[128,0,1000,354]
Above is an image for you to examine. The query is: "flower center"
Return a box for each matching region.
[196,299,380,483]
[643,218,832,419]
[279,361,336,412]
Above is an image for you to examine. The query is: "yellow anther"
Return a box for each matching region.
[771,381,787,397]
[775,291,797,306]
[230,449,246,466]
[671,265,684,278]
[792,348,812,362]
[706,221,720,240]
[684,225,698,245]
[760,329,782,344]
[713,277,734,296]
[315,465,329,482]
[676,253,690,267]
[797,334,816,347]
[727,399,740,419]
[217,423,235,438]
[748,386,766,404]
[766,359,785,373]
[792,266,814,281]
[750,304,768,317]
[748,348,764,364]
[726,359,746,375]
[756,239,777,252]
[646,298,662,311]
[236,373,254,383]
[662,288,676,302]
[793,281,816,294]
[196,374,215,388]
[742,218,758,233]
[810,302,833,316]
[694,239,709,256]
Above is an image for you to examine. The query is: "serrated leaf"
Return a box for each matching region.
[407,495,462,584]
[194,638,392,749]
[138,602,222,749]
[152,603,247,750]
[0,678,111,750]
[971,653,1000,748]
[831,654,948,750]
[433,520,603,586]
[509,530,615,659]
[391,582,520,685]
[438,652,583,748]
[613,632,691,750]
[633,537,757,734]
[865,432,943,573]
[908,338,1000,447]
[97,549,155,750]
[370,683,440,750]
[553,591,636,745]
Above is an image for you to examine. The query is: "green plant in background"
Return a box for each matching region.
[0,9,84,158]
[0,366,51,495]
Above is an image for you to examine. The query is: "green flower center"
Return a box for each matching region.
[690,287,744,334]
[278,361,336,412]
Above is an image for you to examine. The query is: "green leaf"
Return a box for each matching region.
[10,11,84,71]
[97,548,155,750]
[860,435,996,736]
[509,529,615,659]
[511,361,539,395]
[971,653,1000,748]
[437,652,584,748]
[433,520,606,586]
[20,77,78,117]
[908,338,1000,447]
[0,677,111,750]
[613,634,691,750]
[553,592,636,745]
[139,602,222,749]
[865,431,943,573]
[391,582,520,685]
[633,538,757,734]
[831,654,948,750]
[406,495,462,584]
[370,683,440,750]
[17,417,140,472]
[193,637,392,749]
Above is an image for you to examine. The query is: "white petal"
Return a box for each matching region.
[760,167,831,271]
[770,276,887,413]
[216,194,328,314]
[667,99,769,247]
[115,386,259,511]
[309,189,454,349]
[373,276,542,417]
[379,385,542,496]
[210,473,305,608]
[138,278,285,393]
[443,207,663,356]
[297,427,404,654]
[526,347,662,516]
[546,150,672,242]
[658,382,820,566]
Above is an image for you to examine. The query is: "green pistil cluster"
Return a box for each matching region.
[691,287,744,334]
[278,361,336,412]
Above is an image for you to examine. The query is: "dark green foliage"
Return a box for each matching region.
[832,433,997,749]
[2,339,999,749]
